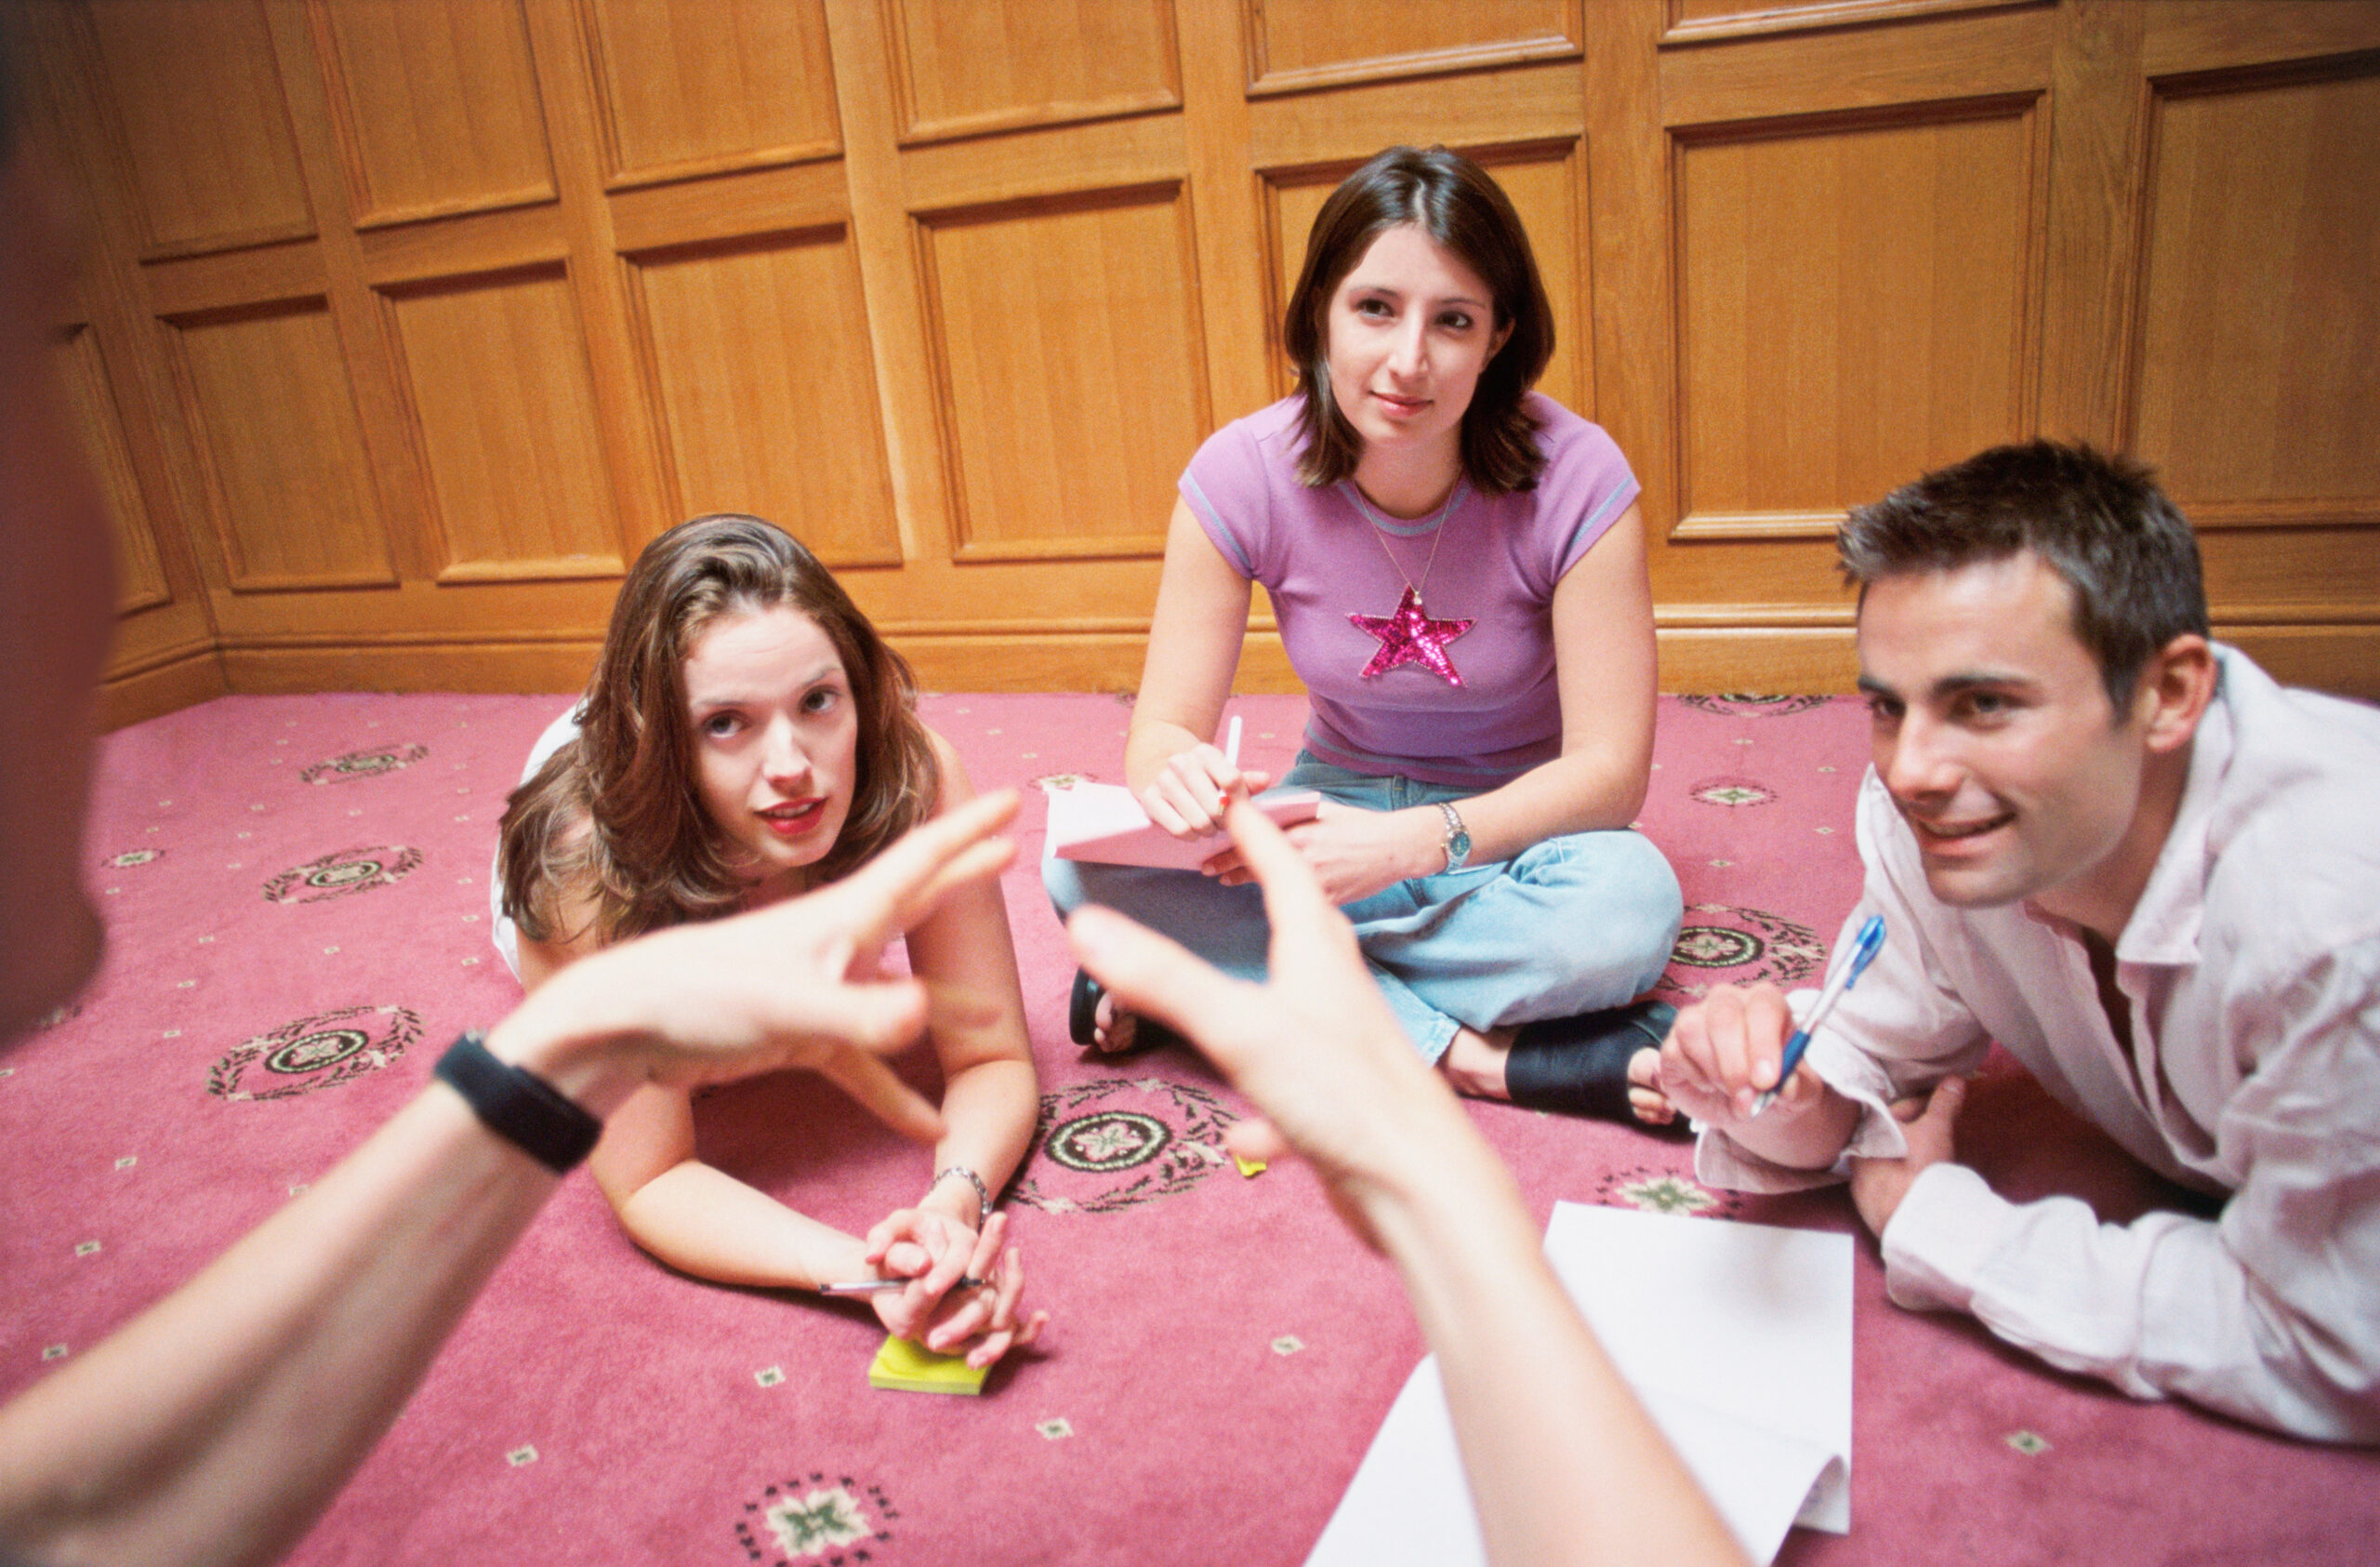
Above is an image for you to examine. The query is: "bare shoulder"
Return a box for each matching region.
[924,726,975,810]
[514,805,608,984]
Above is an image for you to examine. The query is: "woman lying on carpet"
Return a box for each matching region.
[495,515,1047,1370]
[1069,798,1744,1567]
[1047,144,1686,1128]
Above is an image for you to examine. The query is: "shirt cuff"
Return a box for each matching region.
[1878,1161,2011,1315]
[1689,1003,1911,1192]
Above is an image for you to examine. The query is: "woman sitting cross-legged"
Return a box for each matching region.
[497,514,1046,1368]
[1045,145,1686,1129]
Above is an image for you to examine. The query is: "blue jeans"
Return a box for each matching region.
[1042,755,1683,1061]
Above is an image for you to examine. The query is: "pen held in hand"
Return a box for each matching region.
[820,1275,985,1295]
[1750,913,1885,1117]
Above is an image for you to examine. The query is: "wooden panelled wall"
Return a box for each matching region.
[20,0,2380,727]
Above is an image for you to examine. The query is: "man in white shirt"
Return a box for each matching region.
[1659,441,2380,1442]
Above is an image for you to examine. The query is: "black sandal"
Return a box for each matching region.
[1068,969,1185,1056]
[1502,999,1683,1131]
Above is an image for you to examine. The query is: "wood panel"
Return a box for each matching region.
[1248,0,1581,94]
[24,0,2373,724]
[80,0,313,257]
[627,229,902,565]
[310,0,557,228]
[918,184,1210,561]
[164,299,396,591]
[578,0,840,187]
[381,264,624,580]
[885,0,1182,143]
[55,325,171,615]
[1673,99,2042,536]
[1661,0,2030,46]
[2128,56,2380,525]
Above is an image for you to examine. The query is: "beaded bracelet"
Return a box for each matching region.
[932,1163,993,1221]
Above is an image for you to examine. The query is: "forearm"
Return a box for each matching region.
[1366,1136,1744,1567]
[0,1087,558,1567]
[613,1162,869,1291]
[1884,1164,2380,1441]
[1124,712,1217,797]
[931,1056,1040,1204]
[1711,1086,1864,1175]
[1452,748,1648,867]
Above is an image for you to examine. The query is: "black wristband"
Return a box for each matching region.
[434,1030,602,1174]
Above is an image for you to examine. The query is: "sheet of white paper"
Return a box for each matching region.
[1632,1386,1847,1562]
[1541,1202,1853,1533]
[1303,1206,1851,1567]
[1304,1359,1486,1567]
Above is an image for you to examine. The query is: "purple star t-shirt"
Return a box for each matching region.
[1177,392,1640,787]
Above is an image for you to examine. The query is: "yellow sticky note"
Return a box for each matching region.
[868,1333,985,1395]
[1235,1153,1266,1178]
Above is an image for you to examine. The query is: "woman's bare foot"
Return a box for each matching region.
[1443,1026,1677,1126]
[1086,988,1140,1054]
[1625,1044,1674,1125]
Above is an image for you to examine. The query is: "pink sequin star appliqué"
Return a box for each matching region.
[1349,586,1473,686]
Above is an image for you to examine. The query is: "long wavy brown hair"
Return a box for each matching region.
[497,515,940,947]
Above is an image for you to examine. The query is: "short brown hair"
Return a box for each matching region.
[1283,145,1554,494]
[498,515,939,945]
[1839,441,2212,710]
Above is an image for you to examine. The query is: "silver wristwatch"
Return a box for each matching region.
[1436,801,1472,873]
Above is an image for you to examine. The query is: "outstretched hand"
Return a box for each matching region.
[499,790,1021,1132]
[1067,796,1471,1248]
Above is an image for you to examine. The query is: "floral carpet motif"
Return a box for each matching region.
[735,1474,894,1564]
[206,1004,420,1102]
[299,743,430,784]
[262,845,422,904]
[1655,904,1828,1002]
[4,691,2366,1567]
[1009,1076,1240,1215]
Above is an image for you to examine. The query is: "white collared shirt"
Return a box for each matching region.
[1698,647,2380,1441]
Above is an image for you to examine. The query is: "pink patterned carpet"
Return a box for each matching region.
[3,691,2372,1565]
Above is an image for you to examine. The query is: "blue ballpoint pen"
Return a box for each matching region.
[1750,913,1885,1117]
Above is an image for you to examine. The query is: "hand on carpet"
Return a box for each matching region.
[1848,1076,1967,1237]
[862,1204,981,1335]
[876,1212,1047,1370]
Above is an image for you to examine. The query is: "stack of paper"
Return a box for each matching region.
[1044,781,1321,870]
[867,1334,985,1395]
[1304,1202,1852,1567]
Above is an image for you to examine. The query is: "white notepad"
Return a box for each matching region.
[1044,781,1321,870]
[1304,1203,1853,1567]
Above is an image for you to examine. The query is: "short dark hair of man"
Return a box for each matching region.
[1283,144,1555,496]
[1838,440,2213,712]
